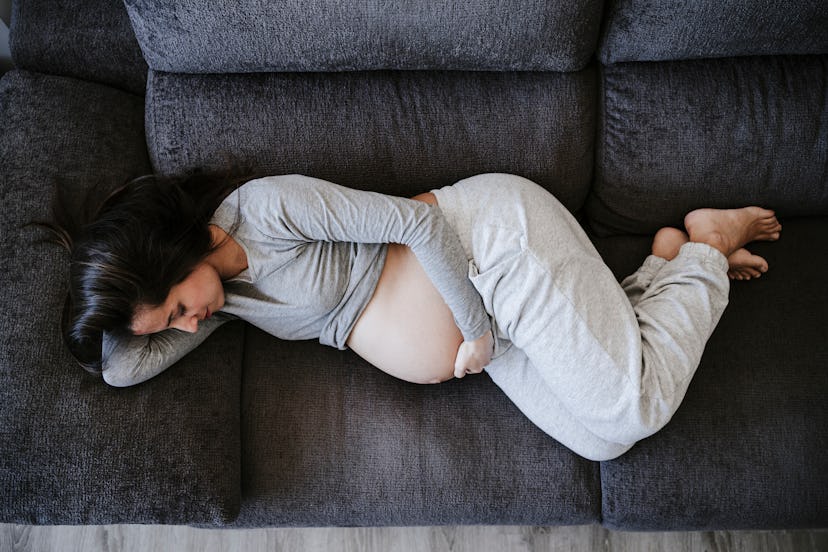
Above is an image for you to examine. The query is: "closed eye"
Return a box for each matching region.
[167,303,184,327]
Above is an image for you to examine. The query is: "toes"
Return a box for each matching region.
[757,219,781,241]
[729,268,750,280]
[756,228,781,241]
[730,266,766,281]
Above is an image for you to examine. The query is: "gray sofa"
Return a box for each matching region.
[1,0,826,530]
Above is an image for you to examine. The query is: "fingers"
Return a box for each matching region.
[454,359,484,378]
[455,362,487,378]
[454,332,495,379]
[454,359,482,378]
[454,363,466,379]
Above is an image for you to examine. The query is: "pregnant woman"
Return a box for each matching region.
[33,173,780,460]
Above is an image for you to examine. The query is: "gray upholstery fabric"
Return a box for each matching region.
[0,71,243,524]
[10,0,148,95]
[145,68,597,212]
[124,0,603,73]
[587,55,828,236]
[230,333,601,526]
[592,220,828,530]
[6,0,828,530]
[599,0,828,63]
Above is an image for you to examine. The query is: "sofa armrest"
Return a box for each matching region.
[10,0,147,95]
[0,71,243,524]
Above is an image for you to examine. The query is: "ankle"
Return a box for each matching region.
[690,230,730,257]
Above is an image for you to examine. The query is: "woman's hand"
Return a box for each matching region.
[454,330,494,378]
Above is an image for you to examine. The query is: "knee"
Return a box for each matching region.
[604,399,676,446]
[578,390,677,447]
[579,441,636,462]
[558,426,638,461]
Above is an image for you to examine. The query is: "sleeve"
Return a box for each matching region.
[101,311,236,387]
[244,175,491,342]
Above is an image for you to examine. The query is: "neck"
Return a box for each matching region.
[207,225,248,280]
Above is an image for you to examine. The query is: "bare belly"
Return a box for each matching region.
[346,193,464,384]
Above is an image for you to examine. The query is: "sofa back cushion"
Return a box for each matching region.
[125,0,603,73]
[587,55,828,236]
[599,0,828,63]
[145,69,597,213]
[10,0,147,95]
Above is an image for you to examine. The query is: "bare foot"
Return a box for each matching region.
[652,227,689,260]
[727,248,769,280]
[684,207,781,257]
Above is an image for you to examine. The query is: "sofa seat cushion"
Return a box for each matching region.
[588,55,828,236]
[230,333,601,526]
[591,219,828,530]
[599,0,828,64]
[145,68,597,212]
[125,0,603,73]
[0,71,243,525]
[10,0,148,95]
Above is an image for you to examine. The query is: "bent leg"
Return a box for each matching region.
[619,255,667,307]
[631,243,730,411]
[498,238,729,446]
[432,174,731,451]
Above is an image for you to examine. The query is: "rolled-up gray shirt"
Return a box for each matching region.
[102,175,491,387]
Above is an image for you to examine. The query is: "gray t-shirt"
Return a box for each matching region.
[101,175,491,386]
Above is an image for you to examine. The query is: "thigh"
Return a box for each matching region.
[474,243,640,371]
[431,173,591,265]
[472,229,648,443]
[462,184,641,383]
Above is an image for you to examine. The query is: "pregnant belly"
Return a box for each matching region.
[346,195,464,384]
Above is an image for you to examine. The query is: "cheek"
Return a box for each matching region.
[204,271,224,303]
[185,264,224,307]
[213,279,225,303]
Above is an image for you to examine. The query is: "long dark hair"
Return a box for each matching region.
[26,169,251,375]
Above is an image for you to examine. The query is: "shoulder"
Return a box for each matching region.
[238,174,333,196]
[211,174,320,220]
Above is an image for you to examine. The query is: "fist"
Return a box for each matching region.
[454,330,495,378]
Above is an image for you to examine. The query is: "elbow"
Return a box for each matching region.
[101,367,142,388]
[101,371,131,388]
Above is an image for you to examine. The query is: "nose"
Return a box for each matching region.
[183,315,199,333]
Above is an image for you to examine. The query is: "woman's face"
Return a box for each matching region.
[130,261,225,335]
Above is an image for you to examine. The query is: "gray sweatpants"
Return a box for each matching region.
[430,174,730,460]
